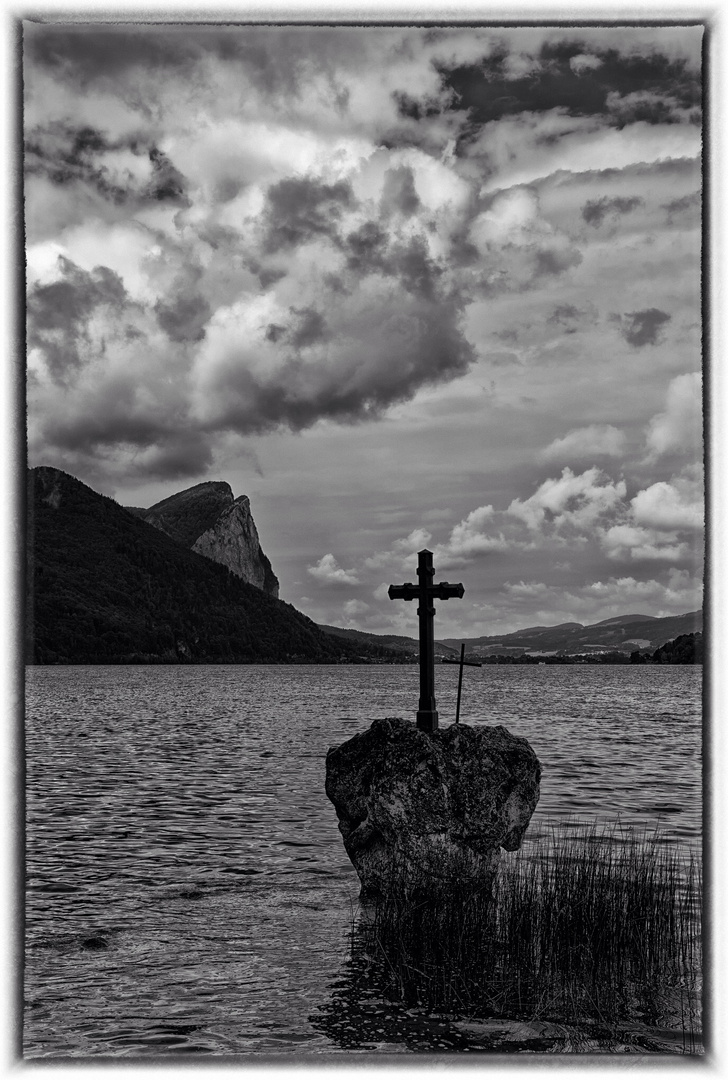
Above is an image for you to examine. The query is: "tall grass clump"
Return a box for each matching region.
[358,821,701,1047]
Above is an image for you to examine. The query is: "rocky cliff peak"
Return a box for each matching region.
[138,481,234,546]
[129,480,279,598]
[192,497,279,597]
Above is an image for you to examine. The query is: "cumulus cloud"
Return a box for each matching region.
[24,21,704,646]
[307,553,360,586]
[569,53,603,75]
[500,569,701,623]
[364,462,660,585]
[27,257,130,382]
[604,89,697,126]
[507,468,627,532]
[433,506,510,569]
[25,122,190,210]
[630,477,703,531]
[365,527,434,571]
[594,466,701,565]
[263,177,354,253]
[344,599,370,617]
[27,198,477,479]
[468,186,582,289]
[645,371,702,460]
[541,424,627,462]
[25,28,492,482]
[310,448,702,631]
[503,580,552,599]
[600,523,688,562]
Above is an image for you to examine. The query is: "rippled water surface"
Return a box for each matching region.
[25,664,702,1057]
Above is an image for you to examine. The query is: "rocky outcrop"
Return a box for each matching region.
[192,496,278,597]
[326,717,540,899]
[133,481,234,547]
[129,481,279,598]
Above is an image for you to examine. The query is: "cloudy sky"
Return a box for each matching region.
[24,19,705,638]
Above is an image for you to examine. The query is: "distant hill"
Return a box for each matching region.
[319,625,457,658]
[592,614,657,627]
[321,610,703,658]
[26,467,395,665]
[436,610,702,655]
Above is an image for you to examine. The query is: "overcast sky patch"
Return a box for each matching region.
[24,22,704,635]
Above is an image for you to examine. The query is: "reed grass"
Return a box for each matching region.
[358,820,701,1049]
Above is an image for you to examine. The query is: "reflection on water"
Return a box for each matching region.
[25,664,701,1056]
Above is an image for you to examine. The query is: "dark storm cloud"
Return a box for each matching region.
[614,308,672,347]
[204,291,475,436]
[582,195,644,226]
[663,191,701,222]
[345,221,388,273]
[46,408,216,481]
[45,403,174,453]
[24,23,201,79]
[380,165,421,217]
[23,23,304,96]
[265,306,330,348]
[263,177,355,253]
[147,147,188,203]
[25,122,190,207]
[390,237,442,298]
[533,246,583,278]
[265,323,286,343]
[437,41,700,139]
[25,123,128,202]
[289,307,329,349]
[605,91,698,127]
[392,89,448,122]
[343,230,444,298]
[27,258,128,381]
[154,288,212,344]
[134,432,217,480]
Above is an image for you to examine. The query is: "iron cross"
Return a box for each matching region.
[388,549,464,733]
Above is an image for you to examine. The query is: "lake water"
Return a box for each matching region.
[24,663,702,1058]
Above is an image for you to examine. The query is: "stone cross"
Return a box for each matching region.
[388,549,464,733]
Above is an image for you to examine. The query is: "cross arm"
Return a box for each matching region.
[431,582,464,600]
[388,583,419,600]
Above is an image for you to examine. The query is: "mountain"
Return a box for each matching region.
[315,613,695,652]
[591,613,657,627]
[320,611,703,659]
[319,625,457,658]
[127,481,279,597]
[26,467,393,665]
[438,610,702,655]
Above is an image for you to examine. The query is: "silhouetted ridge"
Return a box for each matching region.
[26,467,391,665]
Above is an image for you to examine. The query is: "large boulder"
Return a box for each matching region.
[325,717,540,899]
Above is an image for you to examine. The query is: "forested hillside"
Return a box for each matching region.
[26,467,392,665]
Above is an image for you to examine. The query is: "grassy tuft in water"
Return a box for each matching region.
[358,820,701,1051]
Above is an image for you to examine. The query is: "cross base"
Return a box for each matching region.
[416,710,439,733]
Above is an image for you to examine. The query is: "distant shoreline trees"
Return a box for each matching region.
[629,632,703,665]
[461,633,703,666]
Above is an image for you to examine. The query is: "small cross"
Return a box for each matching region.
[388,549,464,733]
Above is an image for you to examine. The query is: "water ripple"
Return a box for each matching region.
[24,664,701,1057]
